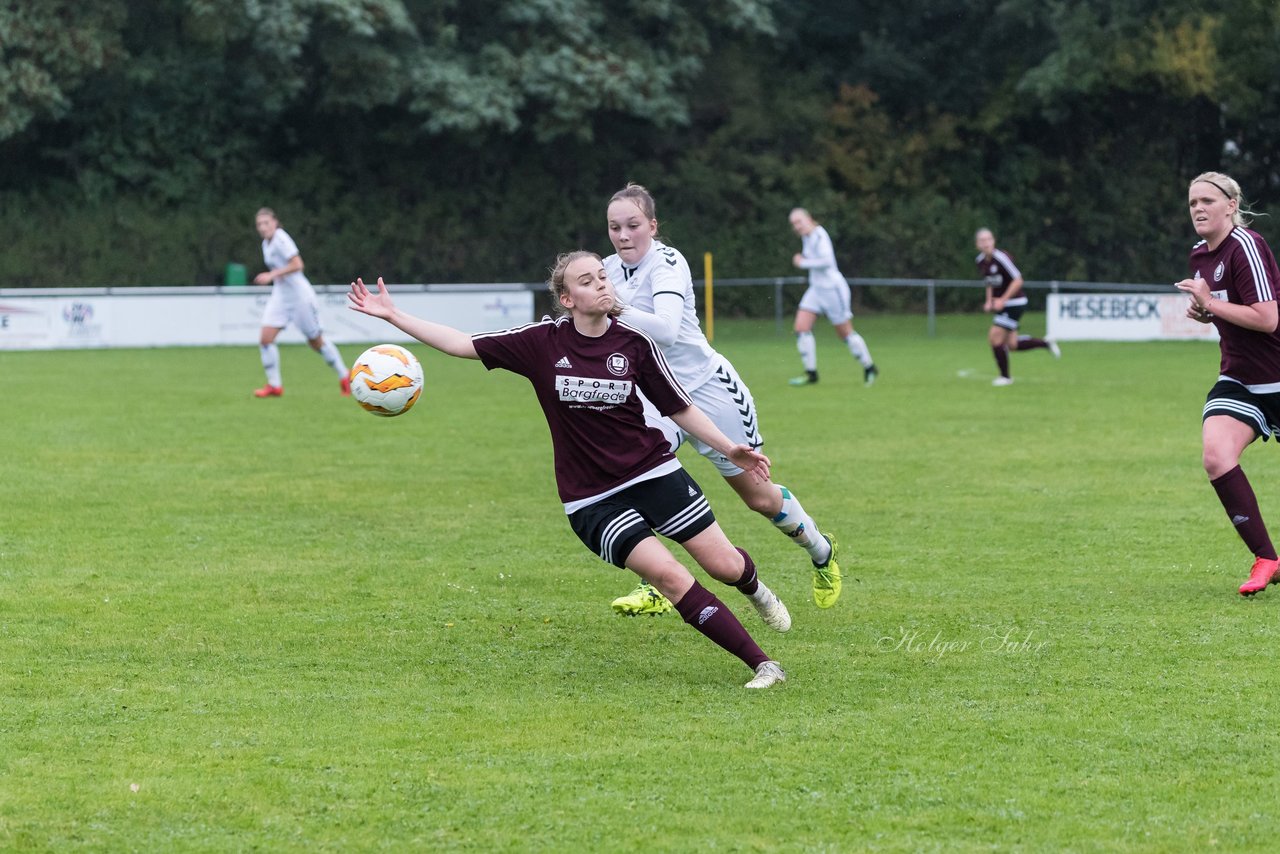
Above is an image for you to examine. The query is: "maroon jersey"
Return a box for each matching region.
[976,248,1027,305]
[1189,226,1280,386]
[472,316,693,508]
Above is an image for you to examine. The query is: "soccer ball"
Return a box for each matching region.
[349,344,424,417]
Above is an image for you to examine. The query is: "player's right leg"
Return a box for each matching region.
[610,395,683,615]
[791,305,820,385]
[255,324,285,397]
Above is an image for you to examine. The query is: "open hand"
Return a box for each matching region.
[347,277,397,320]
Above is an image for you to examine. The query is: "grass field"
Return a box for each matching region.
[4,313,1280,851]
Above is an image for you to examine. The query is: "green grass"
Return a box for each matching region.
[3,314,1280,851]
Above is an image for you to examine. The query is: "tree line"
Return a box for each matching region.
[1,0,1276,312]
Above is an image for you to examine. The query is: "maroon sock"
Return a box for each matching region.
[1210,465,1278,560]
[731,547,759,596]
[992,345,1010,378]
[1017,336,1048,351]
[674,581,769,669]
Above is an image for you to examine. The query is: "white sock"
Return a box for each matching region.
[318,340,346,375]
[796,331,817,372]
[260,344,282,387]
[845,332,873,368]
[748,579,775,605]
[770,485,831,563]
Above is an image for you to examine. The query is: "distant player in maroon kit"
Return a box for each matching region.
[346,252,791,688]
[1176,172,1280,596]
[975,228,1059,386]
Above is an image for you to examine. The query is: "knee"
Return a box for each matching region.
[745,489,782,517]
[1203,445,1239,479]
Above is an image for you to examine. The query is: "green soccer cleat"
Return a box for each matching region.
[812,534,842,608]
[611,581,673,616]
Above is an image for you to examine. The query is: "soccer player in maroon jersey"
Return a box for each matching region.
[1176,172,1280,596]
[347,252,791,687]
[975,228,1059,386]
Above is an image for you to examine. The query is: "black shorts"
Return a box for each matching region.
[568,469,716,568]
[993,303,1026,331]
[1203,379,1280,440]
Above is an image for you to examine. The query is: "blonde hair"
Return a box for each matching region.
[547,251,621,318]
[1189,172,1259,227]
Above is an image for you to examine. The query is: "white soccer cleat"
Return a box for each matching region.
[750,588,792,633]
[1047,338,1061,358]
[745,661,787,689]
[992,376,1014,387]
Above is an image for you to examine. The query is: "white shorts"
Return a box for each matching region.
[261,292,323,339]
[640,355,764,477]
[798,284,853,325]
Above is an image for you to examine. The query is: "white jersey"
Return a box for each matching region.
[796,225,847,290]
[261,227,316,302]
[604,240,718,391]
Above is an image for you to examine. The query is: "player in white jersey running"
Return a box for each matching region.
[788,208,878,386]
[603,183,844,614]
[251,207,351,398]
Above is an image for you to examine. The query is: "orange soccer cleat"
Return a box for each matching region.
[253,385,284,398]
[1239,557,1280,596]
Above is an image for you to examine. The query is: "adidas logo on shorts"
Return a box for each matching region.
[688,485,697,497]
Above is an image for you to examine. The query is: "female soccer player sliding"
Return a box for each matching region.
[347,252,791,688]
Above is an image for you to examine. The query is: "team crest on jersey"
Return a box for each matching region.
[606,353,629,376]
[989,264,998,274]
[1214,261,1225,282]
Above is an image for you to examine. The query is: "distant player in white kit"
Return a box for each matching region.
[604,184,844,615]
[788,208,878,386]
[251,207,351,398]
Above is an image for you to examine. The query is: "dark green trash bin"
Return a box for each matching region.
[224,263,247,286]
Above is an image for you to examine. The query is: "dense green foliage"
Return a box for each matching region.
[2,1,1278,291]
[5,321,1280,848]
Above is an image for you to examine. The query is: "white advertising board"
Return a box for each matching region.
[0,287,534,351]
[1046,293,1219,342]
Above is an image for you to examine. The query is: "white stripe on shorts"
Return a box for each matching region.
[599,509,646,565]
[1204,397,1271,437]
[655,496,711,539]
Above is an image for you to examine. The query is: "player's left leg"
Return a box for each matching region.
[306,332,350,395]
[299,300,349,393]
[988,323,1013,384]
[833,317,876,385]
[679,522,791,633]
[1202,412,1278,594]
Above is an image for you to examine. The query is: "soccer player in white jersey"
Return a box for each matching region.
[603,183,843,615]
[251,208,350,398]
[346,252,790,688]
[788,208,878,386]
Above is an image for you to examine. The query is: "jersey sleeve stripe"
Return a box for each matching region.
[651,290,686,299]
[1232,228,1273,301]
[471,316,558,341]
[993,249,1023,280]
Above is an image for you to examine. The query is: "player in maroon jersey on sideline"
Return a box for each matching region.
[1176,172,1280,596]
[347,252,791,688]
[975,228,1060,386]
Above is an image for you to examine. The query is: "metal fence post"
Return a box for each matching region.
[775,278,784,335]
[927,280,936,337]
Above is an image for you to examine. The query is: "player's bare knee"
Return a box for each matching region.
[1203,446,1238,478]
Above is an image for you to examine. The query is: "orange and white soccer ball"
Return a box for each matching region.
[349,344,424,417]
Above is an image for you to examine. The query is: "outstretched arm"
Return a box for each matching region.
[347,277,480,359]
[670,405,772,483]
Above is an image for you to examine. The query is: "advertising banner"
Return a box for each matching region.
[1046,293,1219,342]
